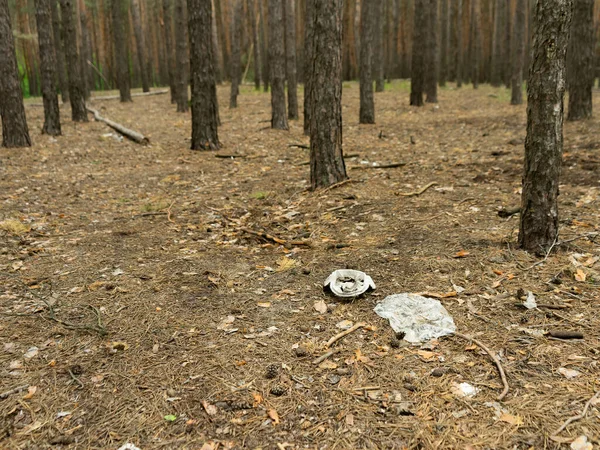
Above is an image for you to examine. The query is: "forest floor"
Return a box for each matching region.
[1,82,600,450]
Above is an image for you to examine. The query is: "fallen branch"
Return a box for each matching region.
[312,348,342,365]
[87,107,149,144]
[498,207,520,218]
[546,330,583,340]
[351,162,406,170]
[215,154,246,159]
[325,322,366,348]
[239,227,312,247]
[296,153,360,166]
[0,384,29,399]
[289,144,310,149]
[551,389,600,438]
[319,179,357,194]
[395,181,438,197]
[90,89,169,101]
[452,332,509,401]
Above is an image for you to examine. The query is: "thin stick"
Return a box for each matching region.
[452,332,509,401]
[0,384,29,399]
[551,389,600,437]
[325,322,366,348]
[319,179,356,194]
[166,200,175,223]
[312,348,342,365]
[396,182,438,197]
[351,162,406,170]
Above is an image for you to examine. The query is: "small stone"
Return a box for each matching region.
[431,367,449,377]
[403,383,417,392]
[294,346,308,358]
[301,267,311,275]
[327,374,341,385]
[389,337,401,348]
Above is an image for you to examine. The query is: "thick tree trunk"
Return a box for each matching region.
[567,0,593,121]
[342,0,358,80]
[470,0,480,89]
[359,0,374,123]
[211,1,223,84]
[79,0,92,97]
[59,0,88,121]
[174,0,189,112]
[35,0,61,135]
[247,0,261,89]
[490,0,504,86]
[373,0,384,92]
[17,0,40,97]
[51,1,70,102]
[510,0,526,105]
[112,0,132,102]
[188,0,220,150]
[162,0,177,103]
[284,0,298,119]
[309,0,347,190]
[439,0,449,87]
[303,0,314,135]
[519,0,573,253]
[503,1,512,88]
[268,0,288,129]
[455,0,463,88]
[131,0,150,92]
[0,0,31,147]
[230,0,242,108]
[425,0,438,102]
[410,0,426,106]
[259,0,269,91]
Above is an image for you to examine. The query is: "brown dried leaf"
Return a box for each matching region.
[267,408,280,425]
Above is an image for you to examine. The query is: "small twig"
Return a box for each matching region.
[239,227,311,247]
[551,389,600,437]
[68,369,84,389]
[166,200,176,223]
[0,384,29,399]
[455,197,475,206]
[351,162,406,170]
[312,348,342,365]
[288,144,310,149]
[325,322,366,348]
[319,179,357,194]
[215,154,246,159]
[452,332,509,401]
[498,207,521,218]
[521,235,559,271]
[395,182,438,197]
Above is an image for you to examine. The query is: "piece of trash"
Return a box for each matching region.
[558,367,581,379]
[112,268,124,276]
[164,414,177,422]
[374,293,456,343]
[451,382,479,398]
[571,435,593,450]
[523,291,537,309]
[23,347,39,359]
[118,444,142,450]
[324,269,376,298]
[56,411,72,418]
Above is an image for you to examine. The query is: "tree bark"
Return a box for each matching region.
[211,0,223,84]
[59,0,88,121]
[470,0,480,89]
[303,0,314,135]
[567,0,593,121]
[410,0,426,106]
[229,0,242,108]
[0,0,31,147]
[342,0,358,80]
[359,0,374,123]
[51,0,70,102]
[455,0,463,88]
[439,0,449,87]
[309,0,347,189]
[35,0,62,135]
[174,0,189,111]
[162,0,177,103]
[519,0,573,253]
[284,0,298,119]
[425,0,438,102]
[131,0,150,92]
[490,0,504,86]
[78,0,92,98]
[247,0,261,89]
[373,0,384,92]
[259,0,269,91]
[112,0,132,102]
[268,0,288,129]
[510,0,525,105]
[188,0,220,150]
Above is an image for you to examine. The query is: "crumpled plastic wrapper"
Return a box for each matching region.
[374,293,456,343]
[323,269,376,298]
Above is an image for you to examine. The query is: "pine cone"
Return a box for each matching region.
[265,364,279,379]
[389,337,401,348]
[270,385,286,396]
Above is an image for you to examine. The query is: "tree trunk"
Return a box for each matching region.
[503,0,512,88]
[510,0,525,105]
[425,0,438,102]
[174,0,189,111]
[229,0,242,108]
[373,0,384,92]
[131,0,150,92]
[259,0,269,91]
[284,0,298,119]
[439,0,449,87]
[79,0,92,97]
[519,0,573,253]
[35,0,61,135]
[359,0,374,123]
[162,0,177,102]
[51,0,70,102]
[112,0,132,102]
[303,0,314,135]
[0,0,31,147]
[211,0,223,83]
[410,0,426,106]
[188,0,220,150]
[59,0,88,121]
[490,0,504,86]
[470,0,480,89]
[247,0,261,89]
[309,0,347,189]
[567,0,593,121]
[455,0,463,88]
[342,0,358,80]
[268,0,288,129]
[17,0,40,97]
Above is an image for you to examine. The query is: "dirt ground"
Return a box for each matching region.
[1,82,599,450]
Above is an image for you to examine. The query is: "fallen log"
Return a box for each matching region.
[87,107,149,144]
[89,89,169,101]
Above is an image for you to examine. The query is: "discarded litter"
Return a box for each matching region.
[324,270,376,298]
[117,444,141,450]
[373,293,456,343]
[451,381,479,398]
[523,291,537,309]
